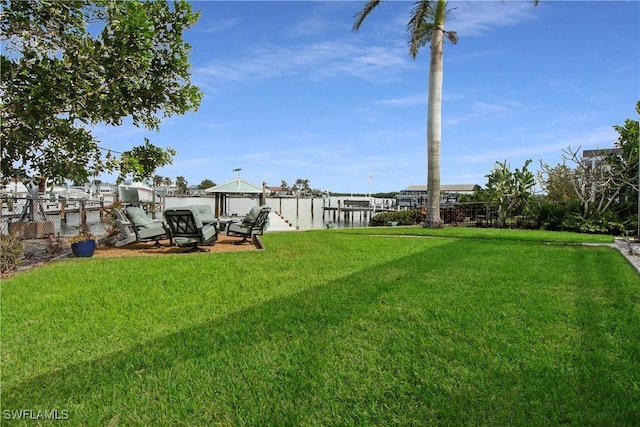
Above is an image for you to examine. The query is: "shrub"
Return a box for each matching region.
[369,210,424,227]
[561,213,626,235]
[1,234,24,274]
[531,201,571,231]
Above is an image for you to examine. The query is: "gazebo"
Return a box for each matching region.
[204,177,265,217]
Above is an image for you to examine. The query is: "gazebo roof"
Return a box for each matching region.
[204,177,263,194]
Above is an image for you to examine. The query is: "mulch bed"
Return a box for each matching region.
[2,234,260,278]
[93,234,260,258]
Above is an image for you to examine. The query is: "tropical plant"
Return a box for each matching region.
[153,175,165,188]
[354,0,457,228]
[543,146,635,219]
[561,212,627,236]
[481,159,535,227]
[293,178,311,196]
[175,176,188,195]
[353,0,538,228]
[529,200,576,231]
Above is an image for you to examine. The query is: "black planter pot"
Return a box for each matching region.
[71,240,96,257]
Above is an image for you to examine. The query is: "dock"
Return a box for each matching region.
[322,199,390,223]
[265,211,296,232]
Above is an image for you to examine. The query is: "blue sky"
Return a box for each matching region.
[96,1,639,193]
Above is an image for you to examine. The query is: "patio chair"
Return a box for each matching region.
[226,205,271,245]
[114,207,171,247]
[164,207,218,252]
[186,204,216,225]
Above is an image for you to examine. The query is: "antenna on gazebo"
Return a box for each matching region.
[233,168,242,191]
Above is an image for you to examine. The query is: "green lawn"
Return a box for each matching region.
[2,228,639,426]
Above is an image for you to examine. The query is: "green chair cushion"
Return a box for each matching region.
[187,204,215,225]
[126,207,154,228]
[242,205,263,225]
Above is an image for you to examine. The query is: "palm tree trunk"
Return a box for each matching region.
[425,23,443,228]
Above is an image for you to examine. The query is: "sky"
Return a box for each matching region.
[95,0,639,194]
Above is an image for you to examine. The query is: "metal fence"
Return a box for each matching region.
[1,196,112,237]
[440,203,499,227]
[440,202,535,228]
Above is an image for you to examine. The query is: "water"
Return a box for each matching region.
[164,196,390,230]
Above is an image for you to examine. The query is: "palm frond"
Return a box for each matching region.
[352,0,382,32]
[407,0,434,59]
[446,30,458,45]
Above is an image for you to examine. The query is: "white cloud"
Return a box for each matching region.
[197,18,239,34]
[454,126,618,165]
[449,1,539,36]
[446,101,522,125]
[201,122,233,129]
[375,94,425,107]
[193,40,413,88]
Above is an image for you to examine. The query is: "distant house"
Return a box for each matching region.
[186,185,206,196]
[268,186,291,197]
[94,182,116,199]
[582,147,626,205]
[582,148,621,171]
[396,184,477,208]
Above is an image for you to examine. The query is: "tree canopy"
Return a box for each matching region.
[0,0,203,185]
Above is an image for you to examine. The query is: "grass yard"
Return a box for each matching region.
[2,228,639,426]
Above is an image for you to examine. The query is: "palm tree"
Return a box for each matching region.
[353,0,537,228]
[175,176,187,195]
[152,174,164,188]
[293,178,311,196]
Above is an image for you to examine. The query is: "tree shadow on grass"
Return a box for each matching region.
[3,240,638,425]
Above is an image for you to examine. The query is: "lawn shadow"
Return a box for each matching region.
[3,238,638,425]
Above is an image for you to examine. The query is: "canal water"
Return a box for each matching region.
[164,196,391,230]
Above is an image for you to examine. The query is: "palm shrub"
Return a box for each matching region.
[530,200,574,231]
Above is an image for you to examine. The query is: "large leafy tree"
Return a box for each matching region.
[1,0,203,185]
[353,0,537,228]
[199,179,215,189]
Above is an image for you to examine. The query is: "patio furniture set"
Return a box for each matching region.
[114,204,271,252]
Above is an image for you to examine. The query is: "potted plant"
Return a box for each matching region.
[69,223,96,258]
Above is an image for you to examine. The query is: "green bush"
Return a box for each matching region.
[369,210,424,226]
[561,213,626,235]
[1,234,24,274]
[531,201,572,230]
